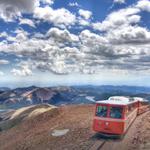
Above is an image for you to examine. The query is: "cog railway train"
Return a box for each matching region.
[93,96,149,136]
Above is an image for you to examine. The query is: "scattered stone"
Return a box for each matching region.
[51,129,69,137]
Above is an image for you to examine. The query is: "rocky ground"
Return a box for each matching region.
[130,112,150,150]
[0,104,150,150]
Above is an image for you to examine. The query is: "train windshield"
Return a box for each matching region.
[96,105,107,117]
[110,107,123,119]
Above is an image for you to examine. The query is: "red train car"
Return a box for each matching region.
[93,96,149,136]
[135,97,149,115]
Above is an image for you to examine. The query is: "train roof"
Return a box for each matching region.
[96,96,139,106]
[133,97,148,102]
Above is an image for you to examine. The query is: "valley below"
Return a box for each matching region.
[1,85,150,110]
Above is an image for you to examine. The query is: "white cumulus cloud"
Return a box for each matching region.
[136,0,150,12]
[19,18,36,28]
[0,0,39,21]
[114,0,125,4]
[68,2,79,7]
[0,0,150,76]
[11,65,33,76]
[78,9,92,20]
[40,0,54,5]
[92,7,140,31]
[34,6,76,28]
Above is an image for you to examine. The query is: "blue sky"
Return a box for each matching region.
[0,0,150,87]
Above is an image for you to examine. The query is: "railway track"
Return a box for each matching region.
[89,140,106,150]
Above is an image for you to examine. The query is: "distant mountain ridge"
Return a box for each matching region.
[0,85,150,109]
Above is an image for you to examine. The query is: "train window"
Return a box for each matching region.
[128,105,131,112]
[96,105,107,117]
[110,107,123,119]
[141,101,148,106]
[129,104,134,111]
